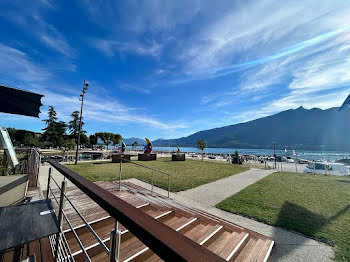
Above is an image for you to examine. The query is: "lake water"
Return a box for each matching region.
[128,146,350,162]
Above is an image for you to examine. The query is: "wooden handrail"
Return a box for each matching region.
[47,160,225,262]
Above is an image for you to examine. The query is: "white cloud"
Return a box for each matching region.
[82,0,201,33]
[0,44,49,83]
[33,16,75,57]
[40,89,186,131]
[92,38,162,58]
[119,83,151,94]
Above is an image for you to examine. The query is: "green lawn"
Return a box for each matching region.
[66,158,248,192]
[216,172,350,262]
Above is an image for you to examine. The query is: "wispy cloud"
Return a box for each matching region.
[33,15,75,57]
[92,38,162,57]
[0,1,74,57]
[0,43,49,83]
[119,83,151,94]
[41,89,186,131]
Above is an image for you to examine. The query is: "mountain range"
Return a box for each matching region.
[151,106,350,151]
[123,137,145,145]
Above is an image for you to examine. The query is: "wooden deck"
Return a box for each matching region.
[48,181,274,262]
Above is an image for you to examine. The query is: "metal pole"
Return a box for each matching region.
[75,79,88,165]
[119,160,122,191]
[55,180,66,259]
[109,221,121,262]
[281,156,282,172]
[313,161,316,174]
[46,167,52,199]
[273,142,276,169]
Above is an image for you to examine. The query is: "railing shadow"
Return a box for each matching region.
[337,179,350,184]
[271,201,350,260]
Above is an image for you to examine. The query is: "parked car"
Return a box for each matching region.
[304,162,349,176]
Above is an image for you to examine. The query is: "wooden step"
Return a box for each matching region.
[185,224,223,245]
[64,202,150,240]
[242,239,268,262]
[74,210,175,261]
[207,231,232,254]
[234,238,258,262]
[221,232,249,261]
[113,216,198,262]
[256,240,274,262]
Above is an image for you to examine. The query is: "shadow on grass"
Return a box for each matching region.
[337,179,350,184]
[276,201,328,237]
[273,201,350,260]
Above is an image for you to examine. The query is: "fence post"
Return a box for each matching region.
[55,180,66,259]
[46,167,52,199]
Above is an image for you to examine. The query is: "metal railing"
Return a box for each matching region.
[46,166,120,262]
[117,157,171,197]
[47,159,226,262]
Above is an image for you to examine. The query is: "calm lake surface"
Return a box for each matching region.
[128,146,350,162]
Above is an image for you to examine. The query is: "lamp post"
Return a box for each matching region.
[273,142,276,169]
[74,79,88,165]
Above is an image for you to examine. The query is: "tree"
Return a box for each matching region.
[80,133,90,148]
[42,106,57,126]
[7,128,41,147]
[197,139,206,161]
[95,132,115,150]
[68,110,85,142]
[41,106,67,147]
[131,141,138,151]
[112,134,122,149]
[89,134,97,150]
[232,150,242,165]
[63,139,76,150]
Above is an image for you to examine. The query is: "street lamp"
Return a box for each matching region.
[75,79,88,165]
[273,142,276,169]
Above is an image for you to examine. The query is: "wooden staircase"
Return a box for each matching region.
[50,181,274,262]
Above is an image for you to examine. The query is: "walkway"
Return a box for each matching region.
[178,168,274,206]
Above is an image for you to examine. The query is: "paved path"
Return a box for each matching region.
[38,164,75,190]
[126,178,334,262]
[178,168,274,206]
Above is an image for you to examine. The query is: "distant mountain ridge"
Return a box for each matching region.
[123,137,145,145]
[153,106,350,151]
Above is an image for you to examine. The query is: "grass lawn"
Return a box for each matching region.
[66,157,248,192]
[216,172,350,262]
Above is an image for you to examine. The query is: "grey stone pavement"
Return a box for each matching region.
[178,168,274,206]
[39,163,334,262]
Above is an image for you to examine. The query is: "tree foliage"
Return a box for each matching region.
[63,139,76,150]
[197,139,206,161]
[89,134,97,149]
[95,132,117,150]
[131,141,138,150]
[41,106,67,147]
[112,134,122,148]
[7,128,41,147]
[231,150,242,165]
[68,110,85,141]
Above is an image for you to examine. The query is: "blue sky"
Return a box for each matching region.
[1,0,350,140]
